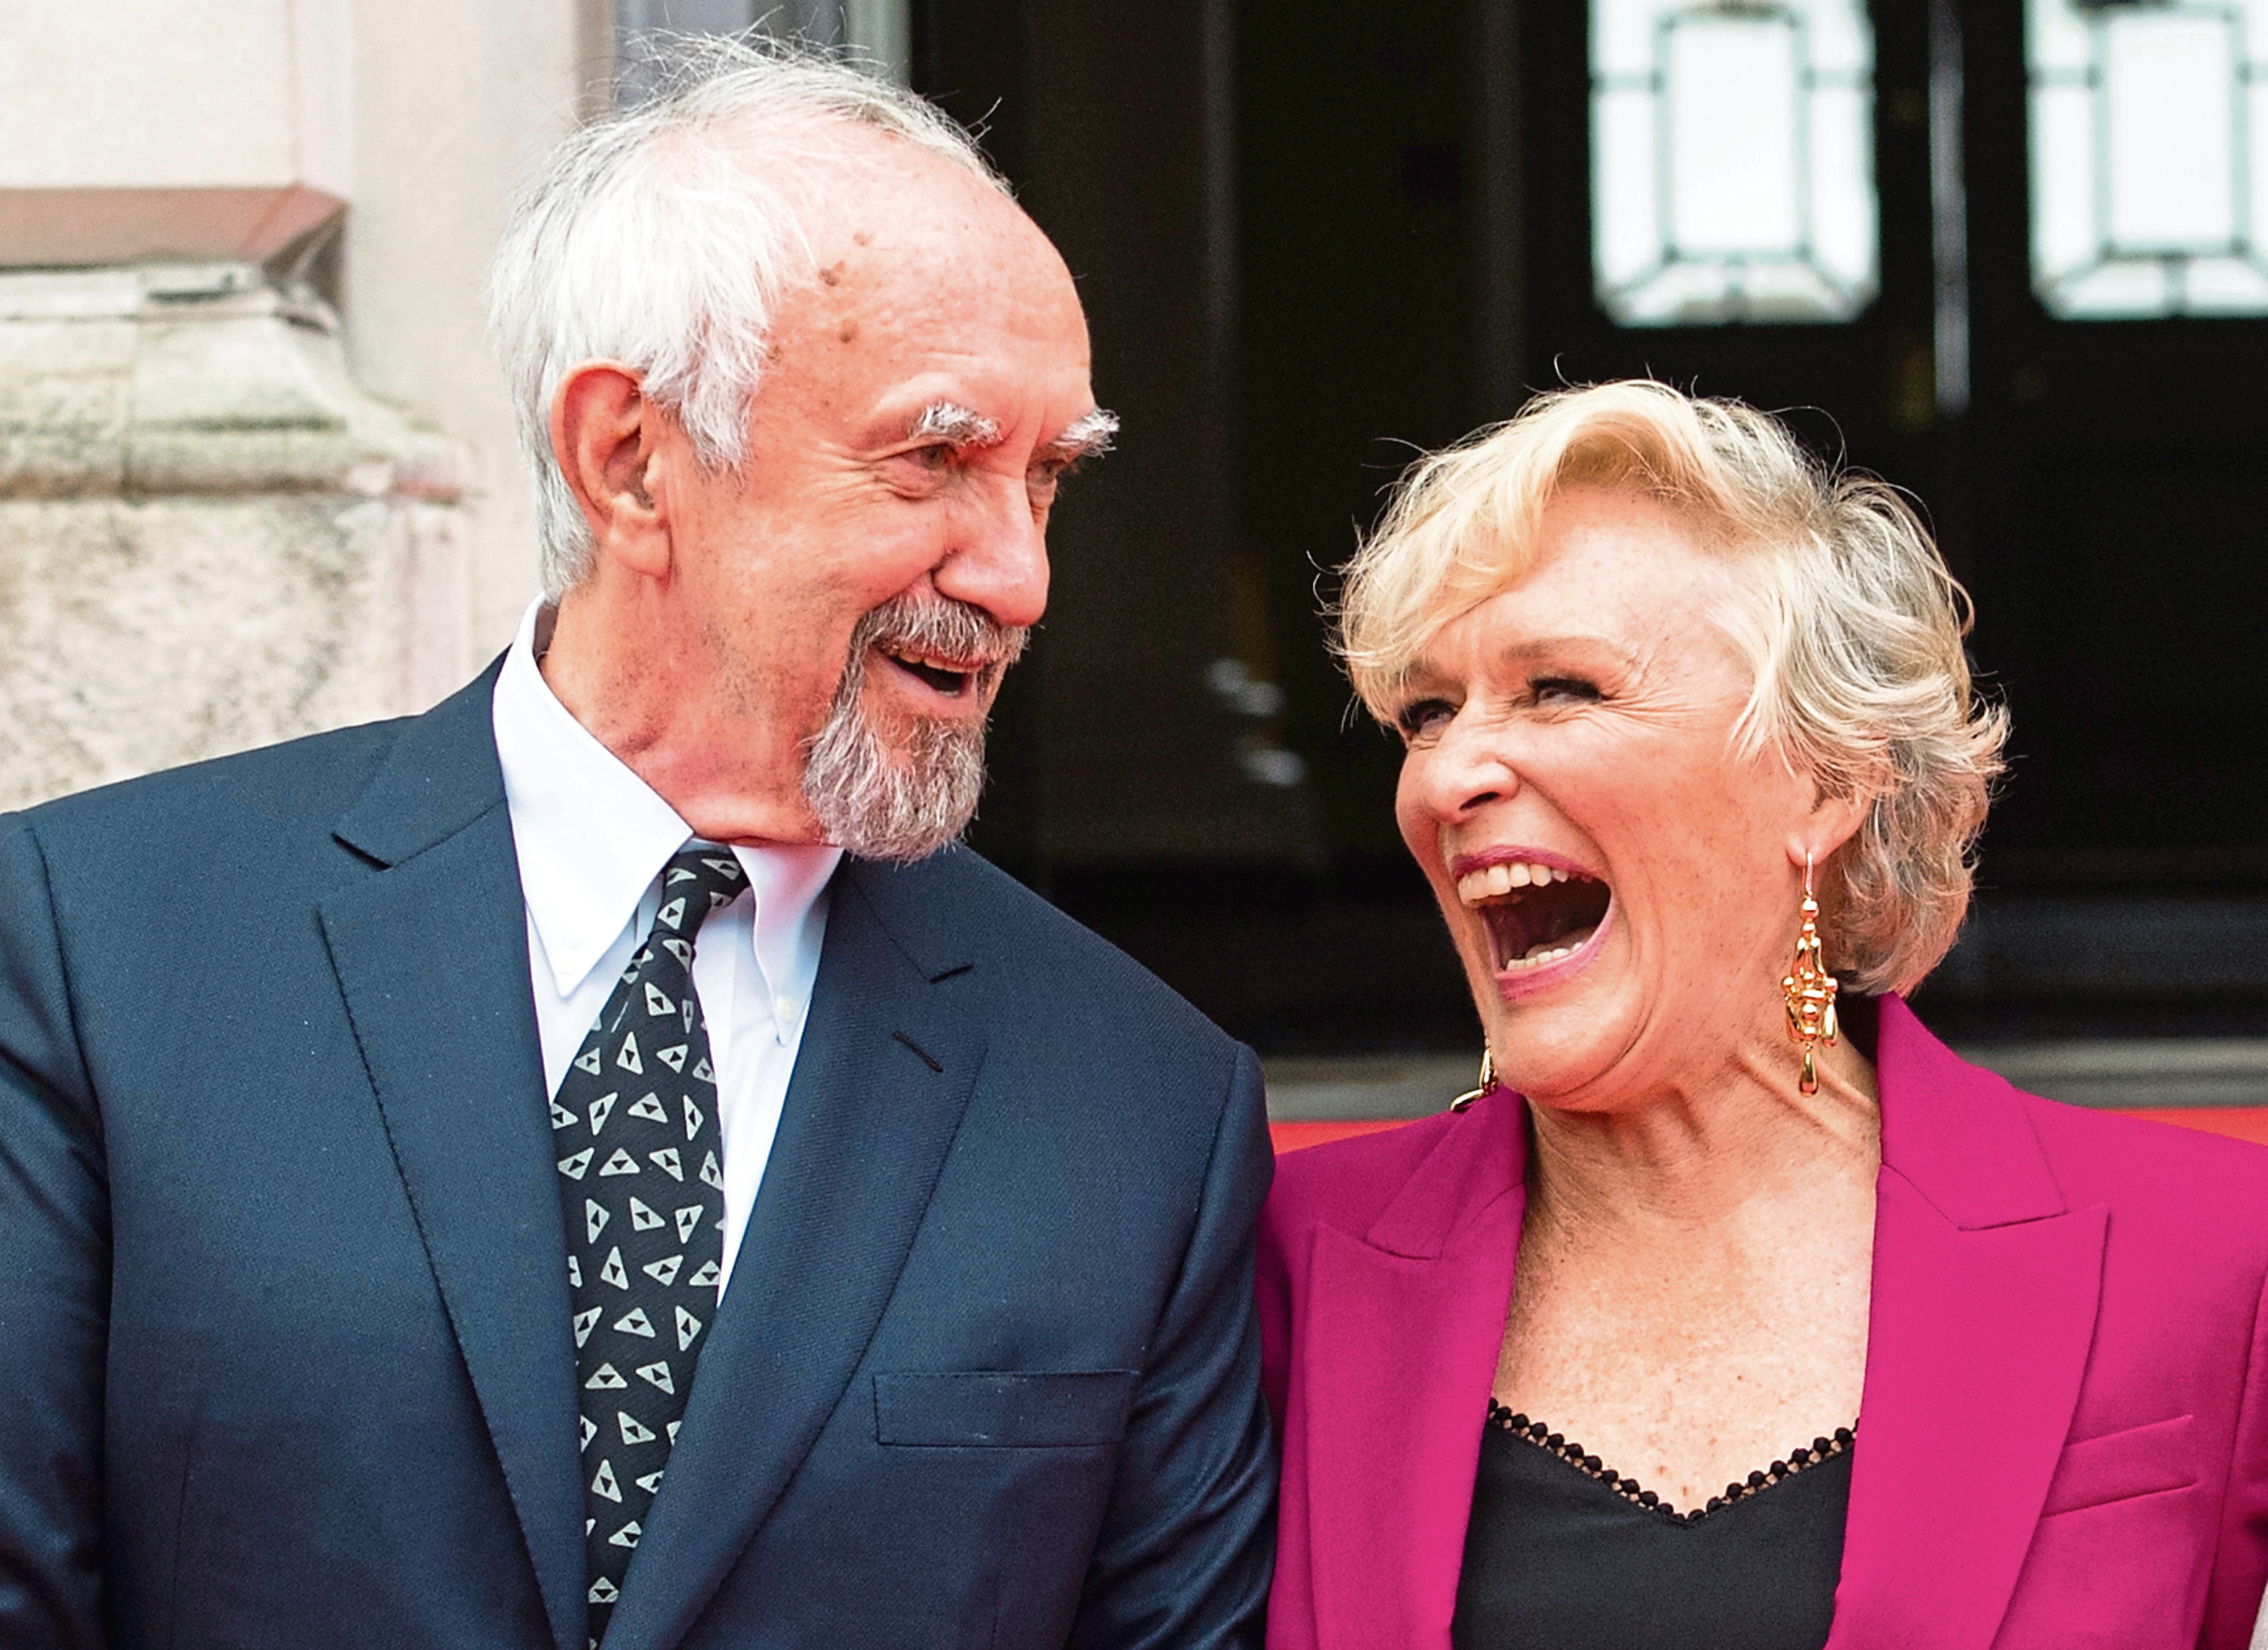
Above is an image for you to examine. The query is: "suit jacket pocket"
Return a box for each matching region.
[873,1370,1139,1447]
[2038,1413,2197,1518]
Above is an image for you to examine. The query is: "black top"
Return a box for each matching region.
[1452,1403,1854,1650]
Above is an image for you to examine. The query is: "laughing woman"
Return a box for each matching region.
[1258,381,2268,1650]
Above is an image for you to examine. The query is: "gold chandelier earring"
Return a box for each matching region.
[1782,851,1839,1097]
[1450,1046,1497,1113]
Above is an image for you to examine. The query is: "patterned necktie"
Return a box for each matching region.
[551,842,746,1647]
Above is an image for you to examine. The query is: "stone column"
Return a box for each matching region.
[0,0,599,812]
[0,263,469,811]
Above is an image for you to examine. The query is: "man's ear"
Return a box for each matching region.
[551,361,673,581]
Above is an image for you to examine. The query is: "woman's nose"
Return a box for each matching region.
[1404,711,1519,821]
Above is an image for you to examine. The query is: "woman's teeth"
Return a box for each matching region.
[1454,859,1611,974]
[1454,861,1570,905]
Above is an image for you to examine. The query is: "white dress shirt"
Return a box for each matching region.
[491,599,841,1296]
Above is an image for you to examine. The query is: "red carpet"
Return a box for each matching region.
[1270,1107,2268,1156]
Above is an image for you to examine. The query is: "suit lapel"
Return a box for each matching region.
[319,664,587,1650]
[601,858,986,1650]
[1826,998,2107,1650]
[1302,1091,1527,1650]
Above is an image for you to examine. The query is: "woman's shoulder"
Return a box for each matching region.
[1263,1089,1526,1251]
[1267,1113,1459,1228]
[2016,1088,2268,1226]
[1883,997,2268,1246]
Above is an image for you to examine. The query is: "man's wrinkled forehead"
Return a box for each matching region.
[786,132,1044,285]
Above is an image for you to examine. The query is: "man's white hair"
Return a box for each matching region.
[487,36,1009,598]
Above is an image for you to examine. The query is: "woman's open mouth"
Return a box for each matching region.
[1455,857,1613,973]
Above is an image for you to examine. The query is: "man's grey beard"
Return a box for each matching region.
[800,592,1028,862]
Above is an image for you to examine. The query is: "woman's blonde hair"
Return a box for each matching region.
[1337,379,2006,994]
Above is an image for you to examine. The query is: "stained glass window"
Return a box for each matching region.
[1591,0,1879,326]
[2029,0,2268,318]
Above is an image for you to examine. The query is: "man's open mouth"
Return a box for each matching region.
[1455,859,1613,971]
[877,644,987,700]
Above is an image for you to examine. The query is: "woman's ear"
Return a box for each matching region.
[550,361,674,581]
[1789,785,1873,875]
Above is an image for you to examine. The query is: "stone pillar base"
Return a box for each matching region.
[0,263,476,813]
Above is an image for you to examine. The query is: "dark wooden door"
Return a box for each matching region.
[1507,0,2268,900]
[1959,0,2268,888]
[1511,0,1941,525]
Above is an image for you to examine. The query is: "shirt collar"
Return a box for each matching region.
[491,598,843,1001]
[742,836,841,1035]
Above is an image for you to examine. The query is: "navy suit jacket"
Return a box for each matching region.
[0,664,1275,1650]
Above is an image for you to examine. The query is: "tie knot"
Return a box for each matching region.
[652,842,745,939]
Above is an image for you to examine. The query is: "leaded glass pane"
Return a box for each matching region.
[2028,0,2268,318]
[1591,0,1879,326]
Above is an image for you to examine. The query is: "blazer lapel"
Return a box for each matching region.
[318,664,587,1650]
[1301,1091,1527,1650]
[601,857,987,1650]
[1826,998,2107,1650]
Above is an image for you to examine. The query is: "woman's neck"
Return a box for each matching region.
[1492,1014,1883,1510]
[1520,1034,1882,1246]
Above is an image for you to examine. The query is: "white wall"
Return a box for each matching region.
[0,0,353,262]
[0,0,323,188]
[341,0,612,658]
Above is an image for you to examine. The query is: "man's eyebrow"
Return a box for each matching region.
[909,401,1002,447]
[1043,407,1120,460]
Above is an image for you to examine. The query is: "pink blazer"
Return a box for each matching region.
[1258,997,2268,1648]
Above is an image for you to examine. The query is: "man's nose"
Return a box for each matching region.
[935,478,1051,632]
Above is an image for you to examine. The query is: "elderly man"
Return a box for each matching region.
[0,42,1274,1650]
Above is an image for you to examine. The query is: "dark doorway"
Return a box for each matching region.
[1457,0,2268,1039]
[1959,0,2268,891]
[1512,0,1941,512]
[911,0,2268,1050]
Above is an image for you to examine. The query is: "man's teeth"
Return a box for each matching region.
[884,647,972,674]
[1454,861,1572,906]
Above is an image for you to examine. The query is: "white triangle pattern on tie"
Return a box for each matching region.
[551,842,742,1647]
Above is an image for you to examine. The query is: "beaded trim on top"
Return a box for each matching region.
[1486,1398,1854,1525]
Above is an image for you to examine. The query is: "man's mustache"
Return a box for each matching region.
[844,592,1030,702]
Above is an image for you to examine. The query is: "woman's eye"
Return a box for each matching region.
[1531,676,1601,706]
[1396,698,1458,740]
